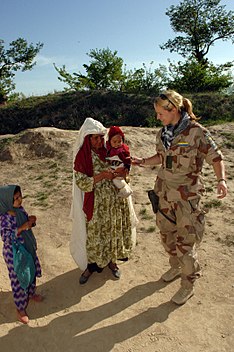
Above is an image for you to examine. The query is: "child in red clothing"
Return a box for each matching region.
[106,126,133,198]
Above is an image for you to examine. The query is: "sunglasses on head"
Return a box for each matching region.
[159,93,176,107]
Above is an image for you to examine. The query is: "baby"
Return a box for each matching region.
[106,126,133,198]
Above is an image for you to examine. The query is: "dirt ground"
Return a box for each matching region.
[0,124,233,352]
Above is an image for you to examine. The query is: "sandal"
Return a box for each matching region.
[79,268,92,285]
[108,262,121,279]
[30,294,44,302]
[17,309,29,324]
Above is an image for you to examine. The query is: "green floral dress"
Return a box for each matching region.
[75,151,133,268]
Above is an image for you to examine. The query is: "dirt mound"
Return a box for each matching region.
[0,128,73,162]
[0,124,233,352]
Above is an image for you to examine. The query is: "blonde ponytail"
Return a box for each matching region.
[182,97,198,121]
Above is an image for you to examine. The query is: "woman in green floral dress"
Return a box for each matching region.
[70,118,137,284]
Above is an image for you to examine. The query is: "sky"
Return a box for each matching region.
[1,0,234,97]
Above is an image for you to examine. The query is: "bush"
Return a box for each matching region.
[0,91,233,134]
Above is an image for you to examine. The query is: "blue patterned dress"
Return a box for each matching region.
[0,207,42,310]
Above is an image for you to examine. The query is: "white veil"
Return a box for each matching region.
[70,118,107,270]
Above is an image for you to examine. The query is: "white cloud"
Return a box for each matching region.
[35,55,55,66]
[34,54,86,71]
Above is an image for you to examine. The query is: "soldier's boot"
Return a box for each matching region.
[171,281,194,305]
[161,267,181,282]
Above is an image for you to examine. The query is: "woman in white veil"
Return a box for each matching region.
[70,118,137,284]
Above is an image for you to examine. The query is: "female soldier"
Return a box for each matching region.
[132,90,227,305]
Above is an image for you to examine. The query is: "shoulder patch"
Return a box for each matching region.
[204,132,218,151]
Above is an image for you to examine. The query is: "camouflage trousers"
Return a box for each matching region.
[156,196,205,287]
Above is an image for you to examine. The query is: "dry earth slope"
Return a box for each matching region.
[0,124,233,352]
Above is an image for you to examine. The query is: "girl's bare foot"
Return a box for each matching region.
[17,309,29,324]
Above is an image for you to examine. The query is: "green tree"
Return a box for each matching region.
[55,50,168,95]
[54,48,124,91]
[166,59,233,93]
[160,0,234,64]
[0,38,43,103]
[121,62,167,95]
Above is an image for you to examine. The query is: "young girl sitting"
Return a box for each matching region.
[0,184,43,324]
[106,126,133,198]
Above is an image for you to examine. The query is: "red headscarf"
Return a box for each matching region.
[108,126,125,142]
[74,135,106,221]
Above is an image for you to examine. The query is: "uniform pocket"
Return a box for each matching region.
[177,148,197,171]
[188,199,205,244]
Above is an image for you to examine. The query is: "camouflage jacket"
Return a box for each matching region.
[154,120,223,201]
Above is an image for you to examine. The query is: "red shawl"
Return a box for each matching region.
[74,135,107,221]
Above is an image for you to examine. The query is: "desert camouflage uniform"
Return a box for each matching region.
[154,120,223,288]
